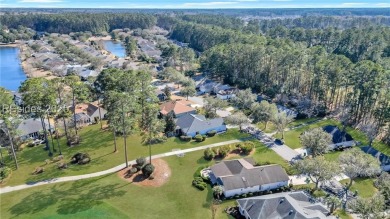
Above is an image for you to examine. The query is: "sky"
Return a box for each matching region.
[0,0,389,9]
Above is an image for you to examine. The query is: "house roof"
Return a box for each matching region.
[175,114,225,135]
[17,118,51,136]
[361,146,390,166]
[160,100,195,116]
[237,191,331,219]
[71,102,106,118]
[322,125,353,144]
[211,158,289,191]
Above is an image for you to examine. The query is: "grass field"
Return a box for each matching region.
[1,124,250,186]
[340,178,377,198]
[256,121,277,133]
[0,141,289,219]
[275,119,340,149]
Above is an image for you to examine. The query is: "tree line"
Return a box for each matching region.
[0,13,157,34]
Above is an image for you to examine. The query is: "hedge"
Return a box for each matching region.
[206,130,217,137]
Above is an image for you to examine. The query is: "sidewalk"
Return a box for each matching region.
[0,139,242,194]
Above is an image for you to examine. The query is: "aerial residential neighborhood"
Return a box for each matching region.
[0,4,389,219]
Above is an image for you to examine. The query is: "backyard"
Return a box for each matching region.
[1,124,250,186]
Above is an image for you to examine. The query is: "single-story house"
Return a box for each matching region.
[323,125,355,150]
[1,118,54,140]
[71,102,107,126]
[237,191,331,219]
[209,158,289,197]
[175,114,227,137]
[79,69,98,80]
[361,146,390,172]
[159,100,196,118]
[198,80,219,94]
[213,83,231,95]
[217,88,237,100]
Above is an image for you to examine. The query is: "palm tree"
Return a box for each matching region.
[213,185,224,200]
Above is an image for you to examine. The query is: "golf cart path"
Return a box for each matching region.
[0,139,242,194]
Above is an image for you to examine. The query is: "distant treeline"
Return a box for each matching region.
[0,13,157,34]
[1,8,390,17]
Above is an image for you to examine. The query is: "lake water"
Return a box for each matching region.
[103,40,126,58]
[0,47,26,91]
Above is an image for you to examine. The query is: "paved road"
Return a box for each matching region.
[0,139,242,195]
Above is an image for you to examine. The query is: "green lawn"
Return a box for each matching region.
[288,117,320,128]
[340,178,377,198]
[0,140,289,219]
[1,124,250,187]
[275,119,340,149]
[256,122,277,133]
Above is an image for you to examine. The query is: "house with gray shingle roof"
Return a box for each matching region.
[0,118,53,140]
[209,158,289,197]
[237,191,332,219]
[175,114,226,137]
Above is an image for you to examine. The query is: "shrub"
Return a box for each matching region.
[202,135,207,141]
[129,167,138,174]
[57,162,68,169]
[219,145,231,158]
[192,177,207,191]
[240,142,255,154]
[204,148,215,160]
[136,157,146,167]
[194,134,203,142]
[32,167,44,175]
[212,147,219,155]
[71,152,91,165]
[207,130,217,137]
[180,135,192,142]
[0,167,11,181]
[142,163,155,177]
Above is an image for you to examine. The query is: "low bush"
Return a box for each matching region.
[129,167,138,174]
[192,177,207,191]
[136,157,146,167]
[206,130,217,137]
[212,147,219,155]
[70,152,91,165]
[194,134,203,142]
[204,148,215,161]
[142,163,155,177]
[180,135,192,142]
[32,167,44,175]
[202,135,207,141]
[219,145,231,158]
[0,167,11,181]
[57,162,68,169]
[240,142,255,154]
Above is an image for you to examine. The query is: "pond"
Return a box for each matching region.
[103,40,126,58]
[0,46,26,91]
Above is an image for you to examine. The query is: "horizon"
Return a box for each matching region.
[1,0,389,9]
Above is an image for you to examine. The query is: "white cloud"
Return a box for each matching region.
[19,0,63,3]
[182,1,238,7]
[376,3,390,7]
[272,0,292,2]
[341,2,369,7]
[236,0,258,2]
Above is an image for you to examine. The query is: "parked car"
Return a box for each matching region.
[274,139,284,145]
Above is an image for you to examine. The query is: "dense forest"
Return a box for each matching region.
[159,15,390,143]
[0,13,156,34]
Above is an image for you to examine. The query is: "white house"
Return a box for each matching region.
[217,88,237,100]
[209,158,289,197]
